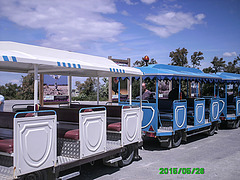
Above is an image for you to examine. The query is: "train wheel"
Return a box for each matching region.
[118,145,134,167]
[208,124,216,136]
[172,131,182,148]
[21,170,47,180]
[235,120,240,128]
[227,121,236,129]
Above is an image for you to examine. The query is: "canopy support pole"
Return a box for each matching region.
[156,78,159,110]
[34,64,38,112]
[214,83,216,97]
[97,77,99,105]
[140,76,142,108]
[196,81,199,98]
[187,80,189,98]
[129,76,132,105]
[225,83,227,99]
[217,82,219,97]
[118,78,120,103]
[179,79,181,100]
[68,75,72,105]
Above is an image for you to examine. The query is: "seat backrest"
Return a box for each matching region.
[158,99,173,112]
[0,112,15,129]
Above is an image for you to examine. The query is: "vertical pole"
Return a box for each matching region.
[140,76,142,108]
[156,78,159,110]
[187,80,189,98]
[196,81,199,98]
[127,58,131,100]
[214,83,216,97]
[34,64,38,112]
[97,76,99,105]
[225,83,227,99]
[39,74,44,106]
[129,76,132,105]
[118,78,121,103]
[178,79,181,100]
[108,56,112,102]
[200,82,202,97]
[68,75,72,105]
[217,82,219,97]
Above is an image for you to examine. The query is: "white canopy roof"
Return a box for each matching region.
[0,41,142,77]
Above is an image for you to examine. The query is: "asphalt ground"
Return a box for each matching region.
[76,128,240,180]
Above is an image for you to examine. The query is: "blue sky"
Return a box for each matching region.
[0,0,239,87]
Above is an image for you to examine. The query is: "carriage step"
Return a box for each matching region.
[107,156,122,164]
[58,171,80,180]
[186,128,210,137]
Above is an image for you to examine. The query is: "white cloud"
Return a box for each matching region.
[123,0,137,5]
[121,10,129,16]
[141,0,157,4]
[223,52,237,57]
[144,11,206,38]
[0,0,124,51]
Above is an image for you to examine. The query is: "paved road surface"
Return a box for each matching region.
[76,128,240,180]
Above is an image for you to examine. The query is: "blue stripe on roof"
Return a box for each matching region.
[57,62,61,66]
[78,64,81,68]
[113,68,115,72]
[123,70,125,73]
[62,62,66,67]
[73,64,76,68]
[12,56,17,62]
[119,69,122,73]
[2,56,9,61]
[116,69,119,73]
[110,68,112,72]
[67,63,71,67]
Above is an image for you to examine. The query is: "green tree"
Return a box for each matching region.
[211,56,226,73]
[169,48,188,67]
[99,77,108,101]
[75,77,97,100]
[191,51,204,68]
[132,58,157,98]
[203,67,214,73]
[133,58,157,67]
[18,73,34,100]
[224,55,240,74]
[0,83,21,100]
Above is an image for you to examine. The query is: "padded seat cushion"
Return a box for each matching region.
[0,139,13,154]
[107,122,121,132]
[64,129,79,140]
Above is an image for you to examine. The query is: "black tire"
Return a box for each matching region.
[21,170,47,180]
[227,121,236,129]
[159,137,172,149]
[208,124,216,136]
[235,120,240,128]
[172,131,182,148]
[118,145,134,167]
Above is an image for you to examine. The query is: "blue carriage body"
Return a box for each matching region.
[216,72,240,124]
[120,64,222,147]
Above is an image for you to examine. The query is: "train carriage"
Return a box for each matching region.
[120,64,222,148]
[216,72,240,128]
[0,41,143,179]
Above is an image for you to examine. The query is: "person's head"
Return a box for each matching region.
[142,83,147,91]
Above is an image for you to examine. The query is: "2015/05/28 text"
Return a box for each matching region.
[159,168,205,175]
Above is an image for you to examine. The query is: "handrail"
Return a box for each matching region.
[79,106,106,113]
[14,110,56,118]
